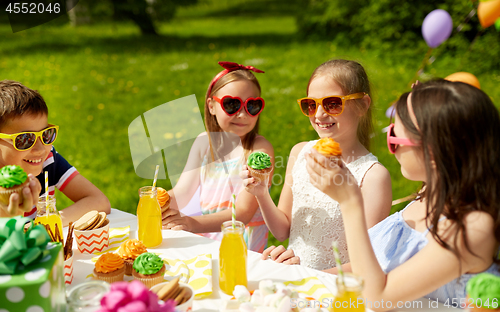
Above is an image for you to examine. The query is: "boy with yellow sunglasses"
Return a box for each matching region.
[0,80,110,224]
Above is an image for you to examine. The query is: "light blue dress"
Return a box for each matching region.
[368,202,500,307]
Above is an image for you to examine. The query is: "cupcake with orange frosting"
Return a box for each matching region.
[94,252,125,283]
[132,252,166,288]
[313,138,342,165]
[117,239,148,275]
[157,187,170,214]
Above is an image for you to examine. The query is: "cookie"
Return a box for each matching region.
[174,287,187,305]
[85,217,100,230]
[74,210,100,230]
[155,277,180,301]
[91,212,108,230]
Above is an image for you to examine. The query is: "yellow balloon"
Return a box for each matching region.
[445,72,481,89]
[478,0,500,28]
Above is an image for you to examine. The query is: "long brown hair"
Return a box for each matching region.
[204,69,261,162]
[395,79,500,269]
[307,59,373,150]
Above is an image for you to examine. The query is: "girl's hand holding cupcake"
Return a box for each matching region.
[305,149,361,207]
[240,165,269,197]
[240,151,273,197]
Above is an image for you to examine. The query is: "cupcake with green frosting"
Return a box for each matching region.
[466,273,500,311]
[132,252,166,288]
[247,151,272,184]
[0,165,28,206]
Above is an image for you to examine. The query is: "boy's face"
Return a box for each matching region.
[0,114,52,176]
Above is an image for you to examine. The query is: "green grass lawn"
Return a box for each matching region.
[1,0,499,247]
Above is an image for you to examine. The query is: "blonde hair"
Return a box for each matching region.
[204,69,262,162]
[307,59,373,150]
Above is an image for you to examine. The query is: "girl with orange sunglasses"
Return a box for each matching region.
[241,59,392,269]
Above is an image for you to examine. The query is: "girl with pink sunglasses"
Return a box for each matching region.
[161,62,273,253]
[307,79,500,309]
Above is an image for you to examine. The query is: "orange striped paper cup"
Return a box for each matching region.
[74,223,110,254]
[64,253,74,284]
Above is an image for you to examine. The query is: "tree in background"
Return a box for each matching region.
[67,0,197,35]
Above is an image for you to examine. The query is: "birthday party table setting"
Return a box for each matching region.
[56,208,457,312]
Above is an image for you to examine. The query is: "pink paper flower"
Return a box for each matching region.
[97,281,176,312]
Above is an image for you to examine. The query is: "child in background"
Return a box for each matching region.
[242,59,392,270]
[307,80,500,308]
[0,80,110,224]
[162,62,273,253]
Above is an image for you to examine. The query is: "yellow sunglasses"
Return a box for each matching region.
[297,92,366,117]
[0,124,59,151]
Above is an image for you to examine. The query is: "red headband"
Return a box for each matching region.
[207,61,265,96]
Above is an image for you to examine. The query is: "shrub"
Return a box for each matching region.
[296,0,500,72]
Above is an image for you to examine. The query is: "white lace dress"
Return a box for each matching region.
[288,140,379,270]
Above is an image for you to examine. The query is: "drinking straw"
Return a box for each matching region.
[45,171,49,211]
[332,241,345,289]
[221,158,236,230]
[232,194,236,229]
[152,165,159,198]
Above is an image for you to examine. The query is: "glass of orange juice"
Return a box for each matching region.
[331,273,365,312]
[137,186,162,248]
[219,220,247,295]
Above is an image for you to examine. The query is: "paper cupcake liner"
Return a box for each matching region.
[0,181,28,206]
[248,166,272,184]
[75,223,110,254]
[132,266,166,289]
[124,259,134,276]
[132,274,165,289]
[64,254,74,285]
[93,266,125,283]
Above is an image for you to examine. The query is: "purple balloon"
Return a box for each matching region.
[385,105,396,119]
[422,9,453,48]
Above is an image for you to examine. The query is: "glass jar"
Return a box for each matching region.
[219,220,247,295]
[137,186,163,247]
[35,194,63,242]
[67,281,110,312]
[331,273,365,312]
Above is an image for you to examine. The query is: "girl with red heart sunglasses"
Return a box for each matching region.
[161,62,273,253]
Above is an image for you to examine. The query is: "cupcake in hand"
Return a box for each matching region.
[157,187,171,215]
[132,252,166,288]
[247,152,272,184]
[94,252,126,283]
[0,165,28,207]
[117,239,148,276]
[313,138,342,165]
[466,273,500,311]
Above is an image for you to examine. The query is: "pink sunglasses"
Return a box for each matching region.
[387,123,419,154]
